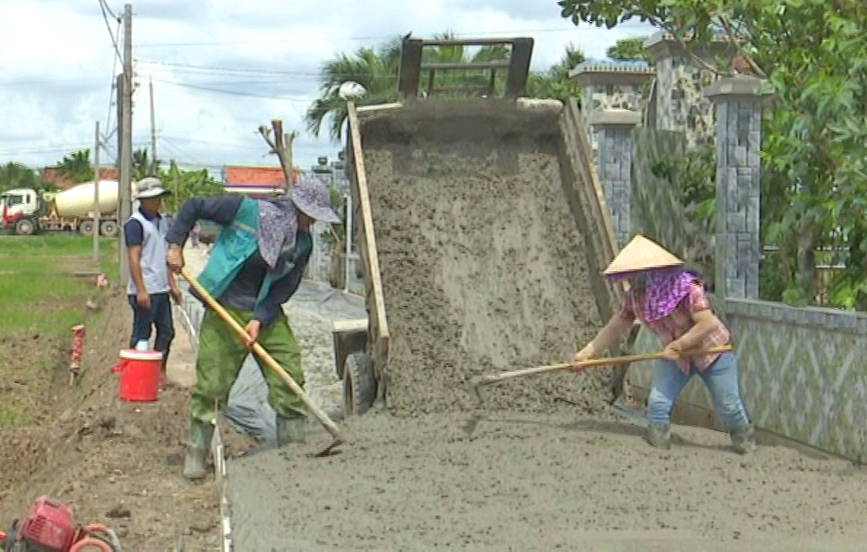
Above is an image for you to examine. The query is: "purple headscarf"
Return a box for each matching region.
[611,267,697,322]
[640,268,697,321]
[257,196,298,269]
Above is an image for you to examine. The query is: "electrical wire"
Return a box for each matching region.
[135,23,652,48]
[98,0,123,66]
[150,78,314,102]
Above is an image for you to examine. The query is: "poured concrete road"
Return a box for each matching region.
[226,412,867,551]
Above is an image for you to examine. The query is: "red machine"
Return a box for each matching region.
[0,496,120,552]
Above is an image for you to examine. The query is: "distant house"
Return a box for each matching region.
[41,167,118,190]
[221,165,299,198]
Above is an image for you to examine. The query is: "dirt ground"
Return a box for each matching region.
[363,116,611,416]
[0,289,224,550]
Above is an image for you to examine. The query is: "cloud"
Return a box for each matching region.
[0,0,654,174]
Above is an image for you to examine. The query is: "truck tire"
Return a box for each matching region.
[79,220,94,236]
[343,352,376,417]
[100,220,118,237]
[15,218,35,236]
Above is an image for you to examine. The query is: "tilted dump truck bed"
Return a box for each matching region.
[337,97,626,415]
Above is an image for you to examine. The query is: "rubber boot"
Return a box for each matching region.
[645,422,671,450]
[276,413,307,447]
[730,423,757,455]
[183,418,214,480]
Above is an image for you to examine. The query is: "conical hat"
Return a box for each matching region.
[603,234,683,276]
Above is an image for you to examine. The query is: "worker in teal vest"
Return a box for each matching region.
[165,177,340,480]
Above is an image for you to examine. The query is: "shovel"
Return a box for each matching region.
[180,267,345,457]
[469,344,734,404]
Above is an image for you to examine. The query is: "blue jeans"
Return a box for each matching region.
[128,292,175,364]
[647,352,750,430]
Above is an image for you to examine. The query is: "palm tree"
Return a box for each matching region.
[305,32,511,141]
[525,44,586,101]
[54,149,93,184]
[305,36,403,141]
[0,162,40,193]
[132,148,152,180]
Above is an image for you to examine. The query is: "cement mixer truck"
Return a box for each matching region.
[0,180,137,237]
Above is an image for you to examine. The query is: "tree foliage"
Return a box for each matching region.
[606,37,655,64]
[525,44,586,101]
[54,149,93,185]
[305,37,403,141]
[158,160,224,214]
[0,162,45,194]
[306,33,584,140]
[559,0,867,308]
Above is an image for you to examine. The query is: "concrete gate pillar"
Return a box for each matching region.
[703,75,770,301]
[591,108,641,247]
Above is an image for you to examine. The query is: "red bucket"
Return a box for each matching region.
[112,349,163,402]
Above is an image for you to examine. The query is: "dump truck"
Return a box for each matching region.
[331,36,629,417]
[0,180,135,237]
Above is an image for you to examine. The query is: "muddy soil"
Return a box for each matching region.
[363,123,609,416]
[0,293,221,550]
[228,411,867,551]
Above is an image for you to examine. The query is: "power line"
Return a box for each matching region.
[150,77,314,102]
[0,77,104,86]
[135,24,652,48]
[98,0,123,66]
[137,59,317,77]
[159,135,266,150]
[160,134,334,153]
[100,0,119,21]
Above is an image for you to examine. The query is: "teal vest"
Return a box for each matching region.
[197,197,311,309]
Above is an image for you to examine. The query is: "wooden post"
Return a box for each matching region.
[118,3,133,288]
[93,121,101,263]
[149,77,158,175]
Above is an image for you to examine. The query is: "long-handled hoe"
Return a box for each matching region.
[181,267,345,457]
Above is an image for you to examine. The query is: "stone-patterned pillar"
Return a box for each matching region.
[568,60,654,156]
[590,108,641,247]
[644,31,732,150]
[703,75,769,301]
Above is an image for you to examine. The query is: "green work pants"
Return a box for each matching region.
[190,304,305,424]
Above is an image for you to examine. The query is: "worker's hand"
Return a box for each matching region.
[136,290,151,309]
[662,341,682,361]
[170,288,183,306]
[166,245,185,273]
[244,320,262,348]
[572,344,596,371]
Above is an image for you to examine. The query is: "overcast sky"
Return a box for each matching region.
[0,0,653,178]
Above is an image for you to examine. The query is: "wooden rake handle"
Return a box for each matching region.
[474,344,734,387]
[180,267,344,444]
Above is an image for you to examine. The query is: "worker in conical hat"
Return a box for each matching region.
[573,234,756,454]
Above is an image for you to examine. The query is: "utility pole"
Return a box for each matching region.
[149,77,157,175]
[118,3,133,288]
[171,158,179,204]
[93,121,101,263]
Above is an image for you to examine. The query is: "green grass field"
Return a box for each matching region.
[0,234,122,425]
[0,234,118,336]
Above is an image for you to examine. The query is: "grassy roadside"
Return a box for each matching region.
[0,234,119,425]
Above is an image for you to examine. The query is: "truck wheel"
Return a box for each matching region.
[343,352,376,417]
[15,218,35,236]
[79,220,94,236]
[100,220,118,237]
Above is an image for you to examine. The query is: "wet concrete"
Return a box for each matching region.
[221,107,867,551]
[228,412,867,551]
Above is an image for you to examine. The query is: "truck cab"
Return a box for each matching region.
[1,188,41,234]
